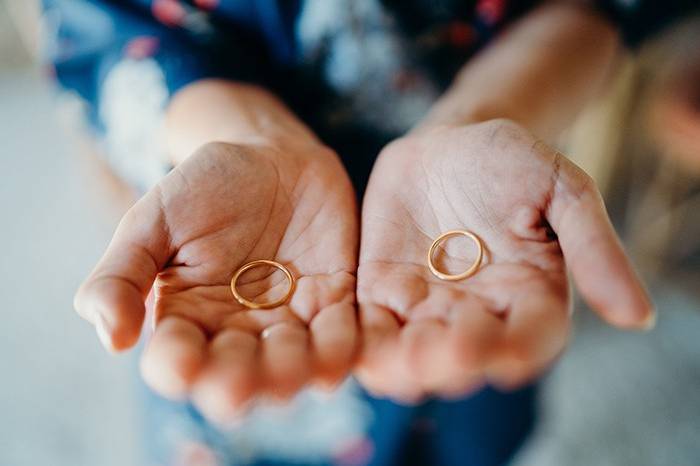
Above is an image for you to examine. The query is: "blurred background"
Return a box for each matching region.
[0,2,139,465]
[1,1,699,465]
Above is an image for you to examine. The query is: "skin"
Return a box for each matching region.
[650,51,700,172]
[74,3,655,420]
[356,2,655,401]
[356,121,653,401]
[75,88,359,423]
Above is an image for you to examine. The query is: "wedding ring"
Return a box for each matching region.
[427,230,483,281]
[230,260,296,309]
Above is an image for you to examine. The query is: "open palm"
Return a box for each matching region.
[356,120,653,401]
[75,140,358,422]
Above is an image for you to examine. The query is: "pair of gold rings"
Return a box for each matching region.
[230,229,483,309]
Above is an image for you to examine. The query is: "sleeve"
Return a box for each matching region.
[41,0,268,190]
[594,0,700,48]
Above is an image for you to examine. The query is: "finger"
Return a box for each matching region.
[432,301,504,397]
[487,291,569,390]
[260,320,311,400]
[140,316,207,400]
[74,194,171,351]
[355,304,423,402]
[447,300,504,371]
[354,304,399,395]
[220,308,292,334]
[399,318,449,392]
[548,154,655,330]
[192,328,259,424]
[309,302,358,390]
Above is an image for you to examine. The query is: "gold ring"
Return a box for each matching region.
[230,260,296,309]
[427,230,483,281]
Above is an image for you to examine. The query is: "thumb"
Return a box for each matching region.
[75,191,172,351]
[547,153,655,330]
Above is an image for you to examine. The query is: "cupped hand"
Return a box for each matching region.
[74,139,358,422]
[356,119,654,401]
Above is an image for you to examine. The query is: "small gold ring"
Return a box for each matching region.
[427,230,483,281]
[230,260,296,309]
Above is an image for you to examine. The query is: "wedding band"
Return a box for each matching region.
[230,260,296,309]
[427,230,483,281]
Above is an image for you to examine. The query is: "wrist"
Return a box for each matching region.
[165,79,318,164]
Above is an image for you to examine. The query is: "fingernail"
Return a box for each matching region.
[641,311,657,332]
[95,313,116,353]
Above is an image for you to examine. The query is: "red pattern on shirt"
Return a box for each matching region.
[152,0,186,26]
[194,0,219,10]
[476,0,506,25]
[124,36,160,59]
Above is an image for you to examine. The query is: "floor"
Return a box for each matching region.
[514,289,700,466]
[0,9,140,464]
[1,5,699,466]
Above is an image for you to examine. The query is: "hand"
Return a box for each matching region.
[356,119,654,401]
[74,139,358,422]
